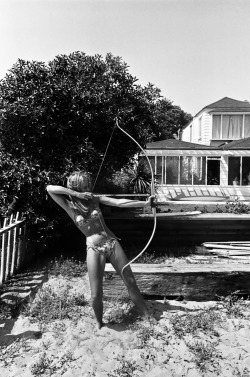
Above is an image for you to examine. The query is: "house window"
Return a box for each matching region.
[212,115,221,139]
[193,157,206,184]
[165,156,179,184]
[228,157,241,185]
[212,114,245,139]
[180,157,192,184]
[242,157,250,185]
[156,156,163,184]
[228,156,250,185]
[164,156,206,185]
[155,156,210,185]
[148,156,155,174]
[222,115,242,139]
[244,115,250,137]
[198,117,202,139]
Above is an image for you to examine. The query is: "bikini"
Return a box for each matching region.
[71,198,118,258]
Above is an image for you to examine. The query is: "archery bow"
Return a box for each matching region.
[114,118,157,278]
[115,118,156,276]
[92,117,157,278]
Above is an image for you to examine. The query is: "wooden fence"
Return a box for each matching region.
[0,213,27,286]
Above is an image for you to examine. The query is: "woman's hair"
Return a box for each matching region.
[67,170,93,192]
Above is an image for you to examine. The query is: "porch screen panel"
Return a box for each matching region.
[165,156,179,184]
[148,156,155,174]
[244,115,250,138]
[180,156,192,184]
[222,115,243,139]
[228,157,241,185]
[242,157,250,185]
[193,156,206,184]
[212,115,221,139]
[156,156,163,184]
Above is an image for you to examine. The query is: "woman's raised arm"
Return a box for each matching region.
[98,195,155,208]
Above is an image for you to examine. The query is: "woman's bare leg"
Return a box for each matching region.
[109,241,150,318]
[86,248,106,329]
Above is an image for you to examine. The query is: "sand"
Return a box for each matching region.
[1,272,250,377]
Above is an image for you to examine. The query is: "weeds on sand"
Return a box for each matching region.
[233,366,250,377]
[170,308,222,338]
[107,355,142,377]
[48,256,87,277]
[187,339,221,373]
[103,296,141,325]
[0,299,12,319]
[133,322,171,349]
[30,349,74,376]
[30,352,56,376]
[0,338,31,368]
[22,284,88,325]
[216,291,250,319]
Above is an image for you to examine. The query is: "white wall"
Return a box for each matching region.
[182,111,212,145]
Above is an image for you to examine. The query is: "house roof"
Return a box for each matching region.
[146,138,250,151]
[146,139,218,150]
[195,97,250,117]
[222,137,250,150]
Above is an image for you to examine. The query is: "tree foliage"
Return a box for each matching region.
[0,52,191,250]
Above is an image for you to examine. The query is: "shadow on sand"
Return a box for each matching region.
[0,268,48,347]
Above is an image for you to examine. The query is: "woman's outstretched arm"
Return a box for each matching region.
[98,195,155,208]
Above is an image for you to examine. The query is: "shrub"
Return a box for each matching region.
[225,200,250,214]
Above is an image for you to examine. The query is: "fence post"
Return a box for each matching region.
[0,213,27,286]
[10,212,20,277]
[16,218,27,271]
[0,218,8,285]
[5,214,14,280]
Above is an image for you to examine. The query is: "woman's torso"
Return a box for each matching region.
[70,197,115,244]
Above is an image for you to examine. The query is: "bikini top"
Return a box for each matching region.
[71,198,102,228]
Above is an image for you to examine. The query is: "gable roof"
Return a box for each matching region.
[146,138,250,151]
[222,137,250,150]
[195,97,250,117]
[146,139,218,150]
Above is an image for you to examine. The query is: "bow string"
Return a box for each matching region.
[114,118,157,277]
[93,117,157,277]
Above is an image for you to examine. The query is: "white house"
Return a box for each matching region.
[143,98,250,201]
[181,97,250,146]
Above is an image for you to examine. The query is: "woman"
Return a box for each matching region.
[46,170,155,329]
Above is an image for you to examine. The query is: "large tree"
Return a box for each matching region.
[0,53,152,175]
[0,52,191,249]
[0,52,191,174]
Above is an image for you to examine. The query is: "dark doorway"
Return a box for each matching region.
[207,159,220,185]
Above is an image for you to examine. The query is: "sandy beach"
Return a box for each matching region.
[1,267,250,377]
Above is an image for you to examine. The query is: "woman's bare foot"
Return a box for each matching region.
[97,321,104,330]
[143,314,157,325]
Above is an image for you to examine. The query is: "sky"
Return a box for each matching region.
[1,0,250,116]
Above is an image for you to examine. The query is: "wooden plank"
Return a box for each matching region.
[5,214,13,280]
[0,218,8,285]
[208,249,250,256]
[10,213,20,276]
[105,263,250,273]
[0,219,25,235]
[204,241,250,245]
[203,243,250,251]
[137,211,201,217]
[103,263,250,300]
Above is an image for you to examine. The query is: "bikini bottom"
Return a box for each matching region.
[86,238,117,259]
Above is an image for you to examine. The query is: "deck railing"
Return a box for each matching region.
[0,213,27,286]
